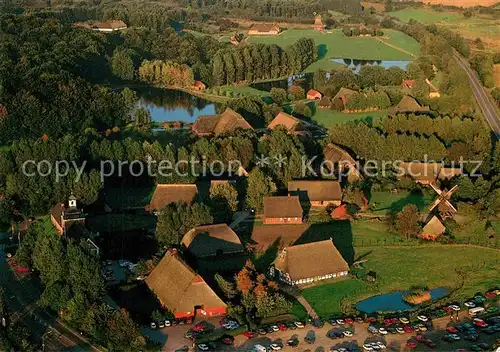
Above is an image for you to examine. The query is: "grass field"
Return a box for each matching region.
[302,245,500,317]
[369,190,435,215]
[389,8,462,23]
[248,29,419,72]
[312,108,388,127]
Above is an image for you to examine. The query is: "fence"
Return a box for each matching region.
[353,237,500,250]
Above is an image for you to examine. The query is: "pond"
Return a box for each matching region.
[250,73,314,92]
[330,58,411,74]
[135,87,218,123]
[355,287,449,313]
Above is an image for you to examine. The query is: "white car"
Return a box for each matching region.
[294,321,305,328]
[417,315,428,322]
[338,348,348,352]
[449,334,460,341]
[158,321,165,328]
[197,344,209,351]
[378,327,388,335]
[363,343,373,351]
[343,331,353,337]
[464,301,476,308]
[399,317,410,324]
[449,305,461,311]
[164,320,171,327]
[336,319,345,325]
[150,322,156,329]
[396,327,404,334]
[377,342,386,349]
[270,343,282,351]
[271,325,279,332]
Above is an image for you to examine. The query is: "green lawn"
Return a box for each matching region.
[312,108,387,127]
[248,29,419,73]
[219,84,271,98]
[368,190,435,215]
[302,245,500,317]
[389,8,462,23]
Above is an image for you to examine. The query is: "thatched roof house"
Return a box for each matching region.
[323,143,362,182]
[250,224,310,252]
[307,89,322,100]
[314,15,325,32]
[149,184,199,212]
[272,239,349,285]
[318,96,332,109]
[388,96,430,115]
[181,224,243,258]
[145,250,226,319]
[248,24,280,35]
[419,216,446,240]
[332,88,358,109]
[288,180,342,207]
[398,162,441,185]
[268,112,304,133]
[263,196,303,224]
[191,108,253,136]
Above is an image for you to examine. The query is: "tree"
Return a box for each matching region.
[288,85,305,101]
[246,168,277,212]
[395,204,420,239]
[133,107,152,128]
[33,224,67,285]
[106,309,146,351]
[209,182,239,223]
[0,198,13,226]
[269,88,287,105]
[155,202,213,245]
[111,49,137,81]
[215,273,237,299]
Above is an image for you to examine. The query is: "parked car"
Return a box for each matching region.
[449,305,461,311]
[405,342,417,349]
[265,325,274,333]
[150,322,157,329]
[286,322,297,330]
[277,323,287,331]
[312,319,324,328]
[343,331,353,337]
[344,318,354,325]
[164,320,171,327]
[368,325,378,334]
[403,325,414,333]
[336,319,345,325]
[464,301,476,308]
[473,318,488,327]
[257,327,267,335]
[221,335,234,345]
[327,330,337,339]
[446,326,458,334]
[396,327,404,334]
[270,343,282,351]
[243,331,257,338]
[197,344,210,351]
[271,325,280,332]
[287,337,299,347]
[417,315,428,322]
[378,327,388,335]
[399,317,410,324]
[158,321,165,328]
[294,321,305,329]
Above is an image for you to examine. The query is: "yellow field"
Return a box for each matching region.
[494,64,500,87]
[415,0,499,6]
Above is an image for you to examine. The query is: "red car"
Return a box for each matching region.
[404,326,414,333]
[384,319,392,327]
[277,323,287,331]
[345,318,354,325]
[243,331,257,338]
[446,326,458,334]
[221,336,234,345]
[473,319,488,327]
[416,335,425,342]
[443,306,454,313]
[391,318,399,324]
[366,317,377,323]
[485,291,496,298]
[406,342,417,349]
[192,324,206,332]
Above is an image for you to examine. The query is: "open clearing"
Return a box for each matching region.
[413,0,499,6]
[248,29,420,72]
[302,245,500,317]
[312,108,388,127]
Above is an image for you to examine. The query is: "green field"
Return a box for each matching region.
[302,245,500,317]
[248,29,420,72]
[312,108,387,127]
[369,190,435,215]
[389,8,461,23]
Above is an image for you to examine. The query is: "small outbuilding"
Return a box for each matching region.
[263,196,303,224]
[248,24,281,36]
[181,224,244,258]
[306,89,322,100]
[419,216,446,240]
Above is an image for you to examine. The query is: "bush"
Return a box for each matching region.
[195,325,248,343]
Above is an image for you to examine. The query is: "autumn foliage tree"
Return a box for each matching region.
[395,204,421,239]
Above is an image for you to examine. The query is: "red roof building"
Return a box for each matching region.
[307,89,322,100]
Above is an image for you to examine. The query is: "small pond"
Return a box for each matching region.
[355,287,449,313]
[136,87,218,123]
[330,58,411,74]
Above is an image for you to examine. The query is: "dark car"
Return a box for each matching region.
[258,327,267,335]
[286,322,297,330]
[326,330,338,339]
[221,335,234,345]
[464,334,479,341]
[265,325,274,333]
[312,319,324,328]
[304,332,315,344]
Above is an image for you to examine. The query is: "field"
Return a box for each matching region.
[312,108,388,127]
[389,8,500,51]
[494,64,500,87]
[413,0,499,6]
[368,190,435,215]
[302,245,500,317]
[248,29,420,72]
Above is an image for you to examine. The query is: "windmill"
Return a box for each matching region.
[429,183,458,219]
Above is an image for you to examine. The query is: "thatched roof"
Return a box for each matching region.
[249,23,280,33]
[250,224,310,252]
[288,180,342,202]
[389,96,430,115]
[307,89,322,99]
[192,108,253,136]
[324,143,356,165]
[263,196,303,219]
[181,224,243,258]
[318,96,332,107]
[268,112,302,132]
[145,251,226,313]
[398,162,441,183]
[420,216,446,240]
[149,184,199,211]
[274,239,349,281]
[333,88,357,106]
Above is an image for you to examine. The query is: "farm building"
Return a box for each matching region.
[250,224,310,252]
[323,143,362,182]
[332,88,357,110]
[51,195,89,239]
[74,20,127,32]
[181,224,244,258]
[267,112,305,134]
[145,249,227,319]
[313,15,325,32]
[248,24,281,35]
[192,81,206,91]
[270,239,349,285]
[191,108,253,136]
[398,162,441,185]
[419,216,446,240]
[263,196,303,224]
[307,89,322,100]
[388,96,430,115]
[426,79,441,98]
[149,184,199,213]
[318,96,332,109]
[401,79,416,90]
[288,180,342,207]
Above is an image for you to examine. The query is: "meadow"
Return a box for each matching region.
[302,245,500,317]
[311,108,388,127]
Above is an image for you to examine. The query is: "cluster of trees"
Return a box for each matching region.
[138,60,194,88]
[215,260,292,325]
[342,26,383,37]
[470,53,496,88]
[212,39,316,86]
[493,87,500,106]
[16,221,146,351]
[345,90,391,110]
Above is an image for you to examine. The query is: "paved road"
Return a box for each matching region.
[0,243,103,351]
[454,52,500,138]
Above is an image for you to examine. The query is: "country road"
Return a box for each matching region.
[454,52,500,138]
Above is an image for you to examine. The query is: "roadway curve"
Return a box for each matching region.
[454,52,500,138]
